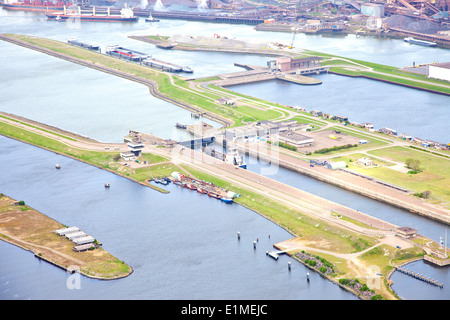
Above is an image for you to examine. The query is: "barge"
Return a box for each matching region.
[105,45,150,62]
[67,38,100,51]
[404,37,437,47]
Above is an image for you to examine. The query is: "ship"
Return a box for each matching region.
[46,5,138,22]
[224,147,247,169]
[0,0,71,12]
[404,37,437,47]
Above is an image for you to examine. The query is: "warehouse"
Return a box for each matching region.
[278,131,314,147]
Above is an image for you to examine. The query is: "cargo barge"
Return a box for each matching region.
[67,38,100,51]
[46,5,138,22]
[105,45,193,73]
[143,57,193,73]
[404,37,437,47]
[0,0,70,12]
[105,45,150,62]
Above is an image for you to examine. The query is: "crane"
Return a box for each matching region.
[289,27,299,49]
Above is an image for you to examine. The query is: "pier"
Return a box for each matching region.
[266,250,288,260]
[396,267,444,288]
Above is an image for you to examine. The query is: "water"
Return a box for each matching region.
[1,7,449,300]
[0,135,356,300]
[228,76,450,143]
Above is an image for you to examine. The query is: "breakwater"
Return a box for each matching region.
[0,34,233,128]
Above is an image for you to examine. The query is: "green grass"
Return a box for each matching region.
[366,146,450,205]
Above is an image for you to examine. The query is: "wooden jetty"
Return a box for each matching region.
[396,267,443,288]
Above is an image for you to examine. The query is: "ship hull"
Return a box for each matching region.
[46,14,138,22]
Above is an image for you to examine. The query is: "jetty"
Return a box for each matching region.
[266,250,288,260]
[396,267,444,288]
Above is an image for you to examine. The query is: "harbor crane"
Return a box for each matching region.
[289,27,299,49]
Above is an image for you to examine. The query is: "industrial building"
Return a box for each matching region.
[396,226,418,239]
[267,56,326,74]
[428,62,450,82]
[278,131,314,147]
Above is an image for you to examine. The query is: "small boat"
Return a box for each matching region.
[145,14,159,22]
[104,182,110,188]
[186,184,197,191]
[220,197,233,203]
[182,66,193,73]
[197,188,208,194]
[154,178,168,185]
[207,192,221,199]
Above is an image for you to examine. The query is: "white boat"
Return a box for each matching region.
[225,147,247,169]
[145,14,159,22]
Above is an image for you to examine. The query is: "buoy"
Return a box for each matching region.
[55,164,60,169]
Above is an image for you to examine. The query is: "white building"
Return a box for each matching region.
[429,62,450,82]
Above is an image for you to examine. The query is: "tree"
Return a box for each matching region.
[421,190,432,199]
[405,159,421,171]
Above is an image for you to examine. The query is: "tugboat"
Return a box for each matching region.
[154,178,169,185]
[145,14,159,22]
[182,66,194,73]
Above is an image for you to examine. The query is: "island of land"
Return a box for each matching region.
[1,33,449,300]
[0,193,133,280]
